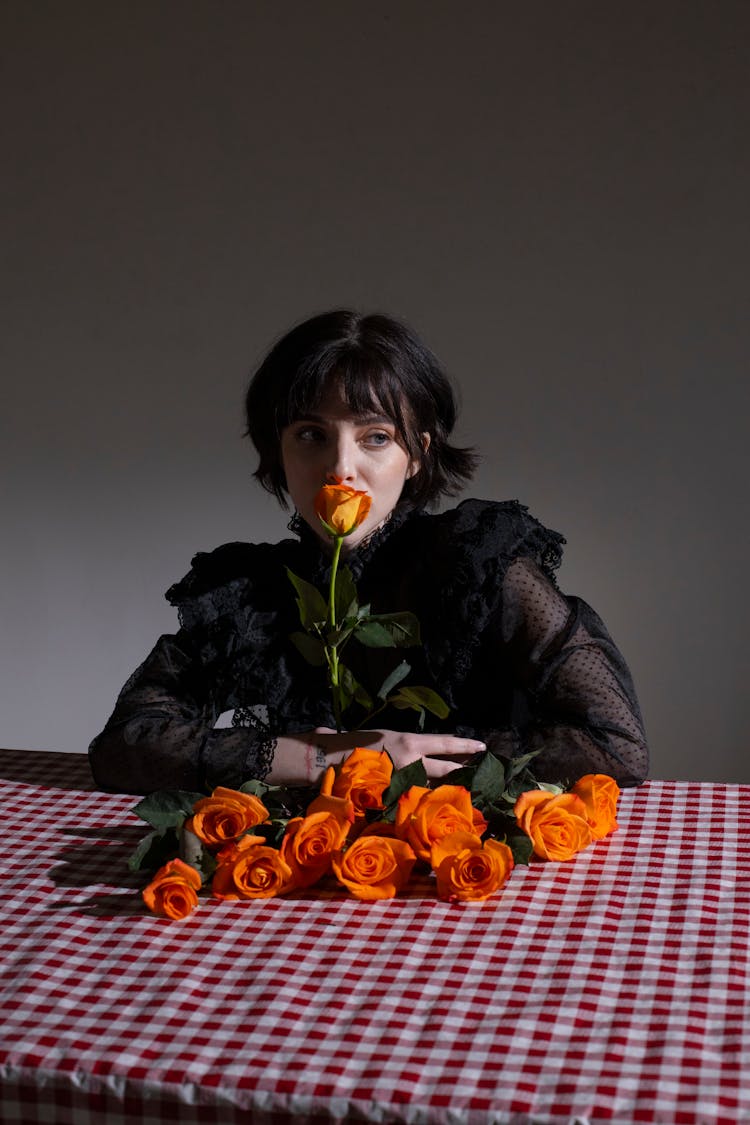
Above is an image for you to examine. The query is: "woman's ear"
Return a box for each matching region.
[407,432,431,479]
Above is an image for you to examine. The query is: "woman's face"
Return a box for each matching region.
[280,383,419,550]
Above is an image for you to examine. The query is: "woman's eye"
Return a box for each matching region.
[363,431,392,447]
[295,426,325,442]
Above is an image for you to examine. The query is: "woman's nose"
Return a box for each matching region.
[325,437,356,483]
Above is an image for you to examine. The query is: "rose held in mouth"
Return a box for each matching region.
[314,483,372,537]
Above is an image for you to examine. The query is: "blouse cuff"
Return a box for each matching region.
[200,728,276,791]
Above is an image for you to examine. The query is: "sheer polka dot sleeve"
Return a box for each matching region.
[88,632,275,794]
[488,556,649,787]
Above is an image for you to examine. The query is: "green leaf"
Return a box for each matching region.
[239,778,275,798]
[508,833,534,866]
[290,631,326,667]
[334,565,358,621]
[326,620,358,649]
[132,790,204,830]
[380,758,428,820]
[388,685,450,719]
[470,753,507,813]
[505,750,541,783]
[356,612,421,648]
[127,826,179,872]
[286,568,328,628]
[502,775,541,804]
[376,660,411,701]
[340,665,373,710]
[354,621,398,647]
[440,764,476,788]
[244,783,305,822]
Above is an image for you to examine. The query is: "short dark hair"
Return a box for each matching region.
[245,309,478,508]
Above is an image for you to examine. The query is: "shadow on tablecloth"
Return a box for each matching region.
[47,824,150,918]
[0,749,95,789]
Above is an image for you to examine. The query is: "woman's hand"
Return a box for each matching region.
[266,729,486,786]
[313,727,486,780]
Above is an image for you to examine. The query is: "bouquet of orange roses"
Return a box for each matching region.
[133,747,620,920]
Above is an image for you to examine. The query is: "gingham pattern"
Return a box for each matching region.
[1,752,749,1125]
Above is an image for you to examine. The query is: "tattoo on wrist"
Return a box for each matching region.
[304,743,328,783]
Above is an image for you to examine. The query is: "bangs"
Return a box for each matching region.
[281,351,412,446]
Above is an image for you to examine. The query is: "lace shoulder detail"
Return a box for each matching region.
[166,541,286,606]
[441,499,565,581]
[163,540,293,671]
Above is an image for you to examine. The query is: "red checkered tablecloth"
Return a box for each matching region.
[1,750,749,1124]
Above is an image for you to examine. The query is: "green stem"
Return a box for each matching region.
[328,536,343,630]
[327,536,344,731]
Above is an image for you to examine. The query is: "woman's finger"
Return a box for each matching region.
[422,756,469,779]
[423,739,486,758]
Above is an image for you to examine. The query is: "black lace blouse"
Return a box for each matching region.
[89,499,649,794]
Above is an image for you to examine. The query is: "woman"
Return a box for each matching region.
[89,310,648,794]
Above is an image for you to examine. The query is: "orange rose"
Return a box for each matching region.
[214,832,265,867]
[396,784,488,863]
[280,810,351,888]
[306,788,356,826]
[142,858,201,920]
[393,784,430,831]
[186,787,269,847]
[514,789,593,861]
[571,774,620,840]
[321,747,393,819]
[332,835,416,901]
[432,832,514,902]
[212,835,293,899]
[314,483,372,537]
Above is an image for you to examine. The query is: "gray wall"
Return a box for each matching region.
[3,2,748,781]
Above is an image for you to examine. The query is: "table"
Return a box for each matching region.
[1,750,748,1125]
